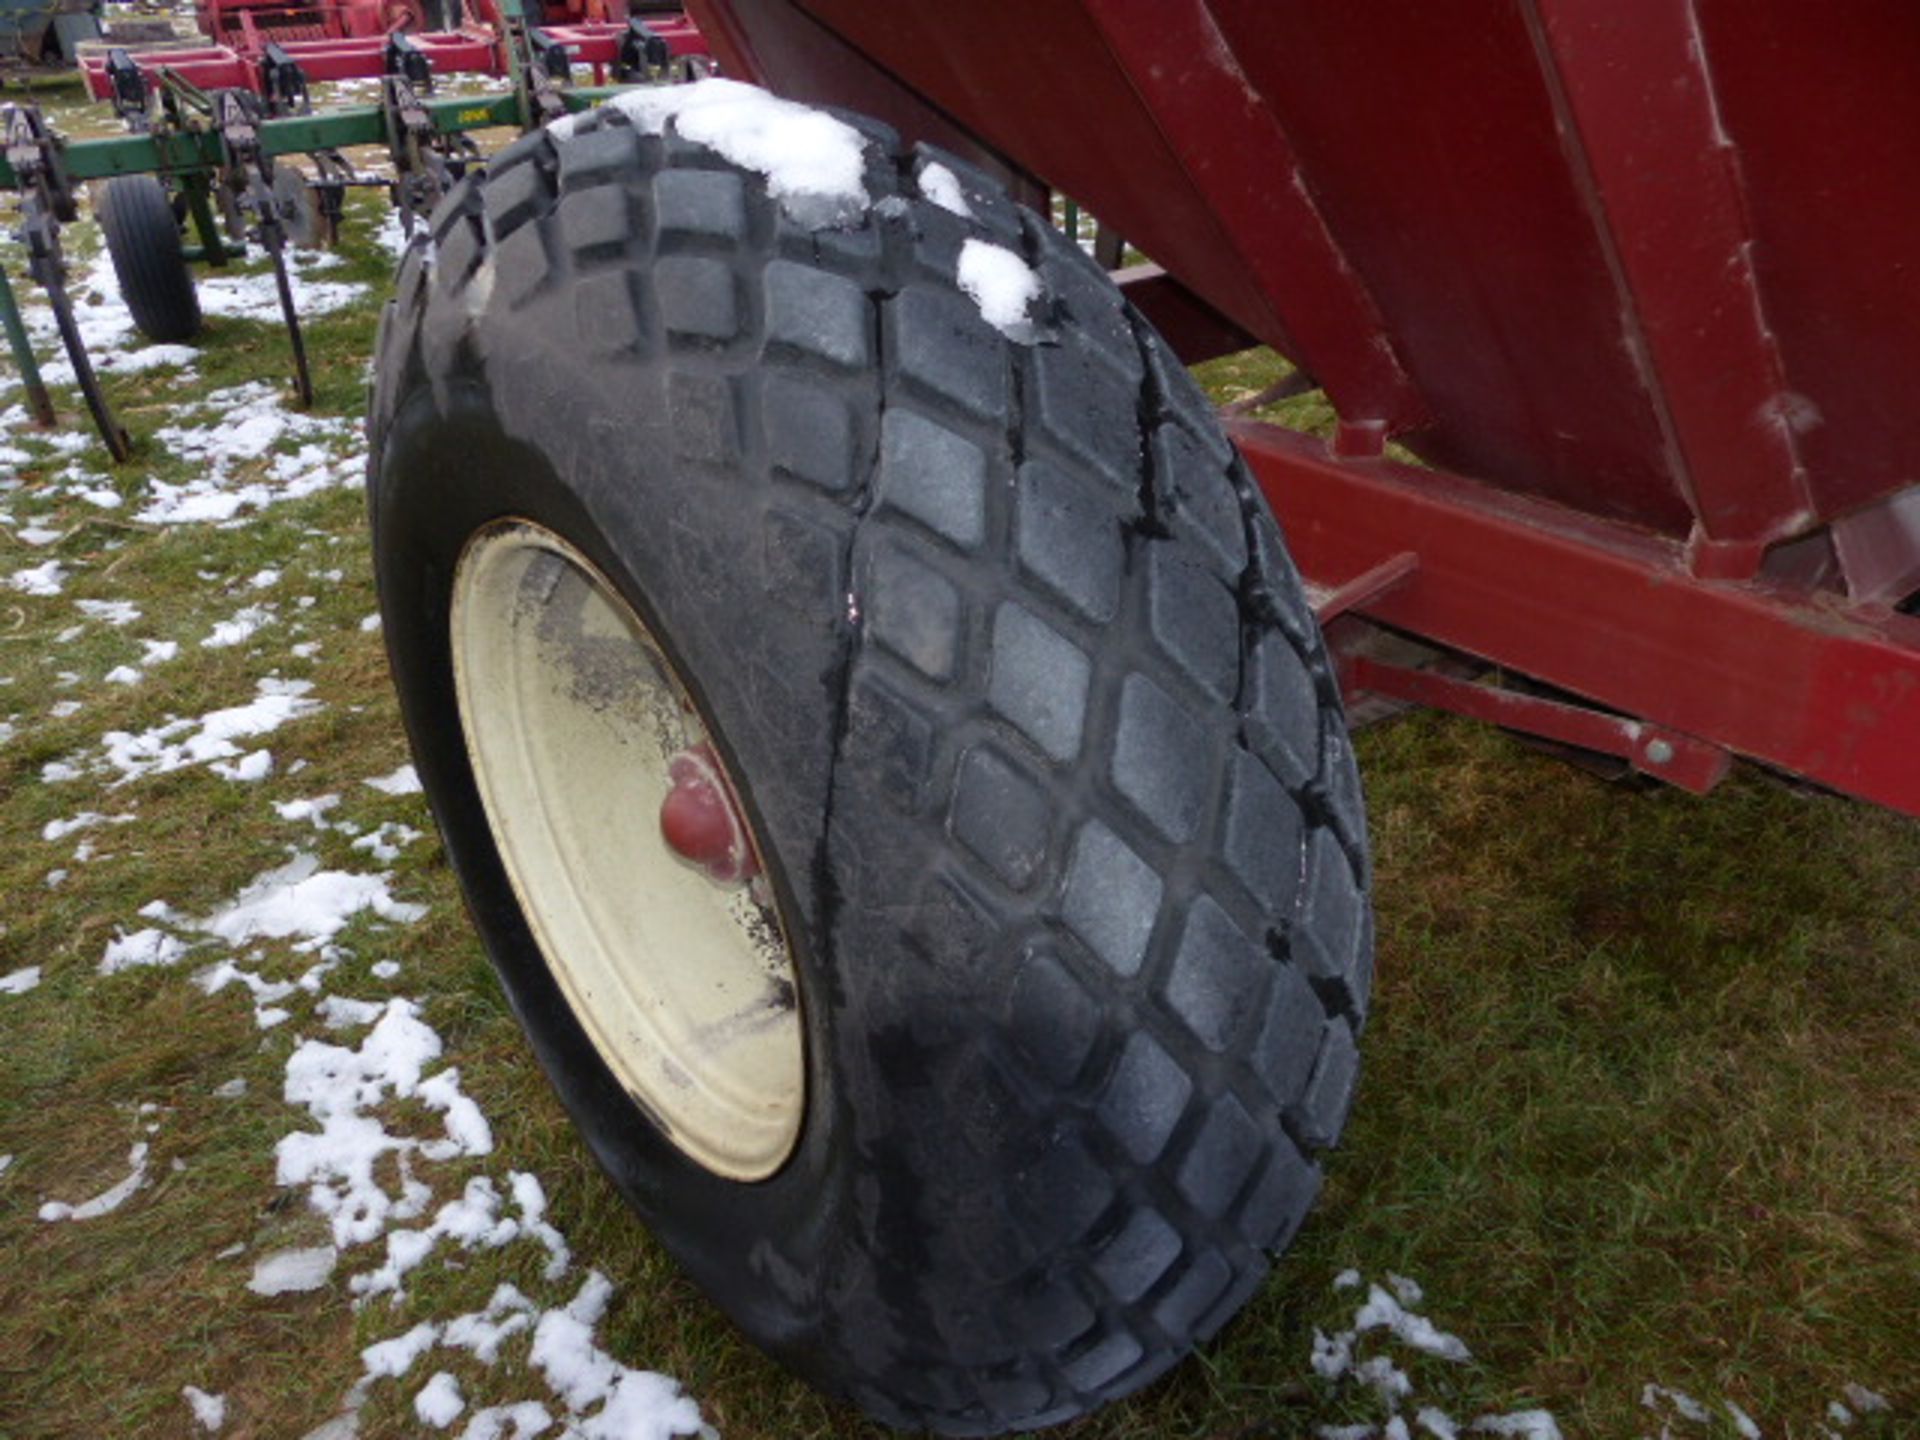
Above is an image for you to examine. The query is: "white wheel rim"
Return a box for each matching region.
[450,520,804,1181]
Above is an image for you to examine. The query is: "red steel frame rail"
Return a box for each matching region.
[1233,420,1920,817]
[76,12,705,97]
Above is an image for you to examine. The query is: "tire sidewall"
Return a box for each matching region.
[372,377,860,1362]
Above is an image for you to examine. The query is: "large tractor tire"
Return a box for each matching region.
[368,95,1372,1435]
[95,175,201,345]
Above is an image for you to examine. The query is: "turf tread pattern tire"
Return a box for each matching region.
[95,175,201,345]
[369,108,1371,1437]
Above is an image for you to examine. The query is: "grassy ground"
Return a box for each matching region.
[0,104,1915,1439]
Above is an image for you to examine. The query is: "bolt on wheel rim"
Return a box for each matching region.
[450,520,804,1181]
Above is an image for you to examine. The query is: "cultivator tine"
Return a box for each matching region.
[268,242,313,406]
[0,262,55,428]
[42,261,132,461]
[214,89,313,407]
[4,103,131,461]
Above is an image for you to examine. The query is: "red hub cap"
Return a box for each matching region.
[659,745,759,887]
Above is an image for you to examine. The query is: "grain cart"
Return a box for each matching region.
[361,1,1920,1433]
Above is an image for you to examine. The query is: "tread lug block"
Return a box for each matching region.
[949,744,1052,891]
[1239,1147,1323,1254]
[1313,723,1373,884]
[1015,459,1128,624]
[1096,1030,1193,1166]
[570,270,650,356]
[987,602,1091,765]
[1003,942,1102,1089]
[1026,220,1142,380]
[665,370,739,465]
[559,185,633,259]
[656,254,739,342]
[1146,545,1241,703]
[492,221,551,310]
[1161,895,1267,1054]
[653,167,748,245]
[1111,671,1213,845]
[761,506,845,608]
[481,155,554,243]
[1223,746,1308,914]
[888,285,1011,424]
[428,172,483,244]
[1292,828,1369,1018]
[1138,323,1235,465]
[484,125,551,180]
[433,217,484,296]
[765,259,872,369]
[842,673,937,815]
[1091,1206,1184,1304]
[875,408,988,550]
[865,538,964,683]
[1059,819,1163,980]
[1246,630,1323,790]
[1245,513,1321,656]
[1252,960,1326,1104]
[1289,1019,1361,1152]
[763,372,858,493]
[1157,426,1250,580]
[1061,1328,1146,1393]
[1152,1250,1237,1339]
[1026,331,1144,493]
[557,125,639,193]
[1174,1090,1266,1219]
[367,92,1371,1436]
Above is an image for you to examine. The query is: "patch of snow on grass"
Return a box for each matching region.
[202,852,425,947]
[529,1270,710,1440]
[1843,1384,1890,1415]
[141,383,361,526]
[352,822,422,862]
[202,604,274,649]
[957,239,1042,342]
[1,965,42,995]
[199,268,367,323]
[366,763,421,795]
[414,1371,465,1428]
[61,677,321,785]
[76,598,140,626]
[39,1141,150,1221]
[182,1385,227,1433]
[1468,1415,1561,1440]
[275,998,485,1245]
[100,927,189,974]
[9,559,68,596]
[249,1245,338,1295]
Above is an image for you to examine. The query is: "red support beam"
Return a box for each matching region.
[1233,419,1920,816]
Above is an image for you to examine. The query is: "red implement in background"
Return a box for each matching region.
[78,0,705,98]
[690,0,1920,816]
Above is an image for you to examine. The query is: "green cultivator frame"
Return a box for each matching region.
[0,1,660,457]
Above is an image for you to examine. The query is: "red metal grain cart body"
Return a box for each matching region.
[693,0,1920,816]
[361,4,1920,1432]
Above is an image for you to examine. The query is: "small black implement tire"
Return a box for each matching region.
[95,175,201,345]
[369,104,1372,1436]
